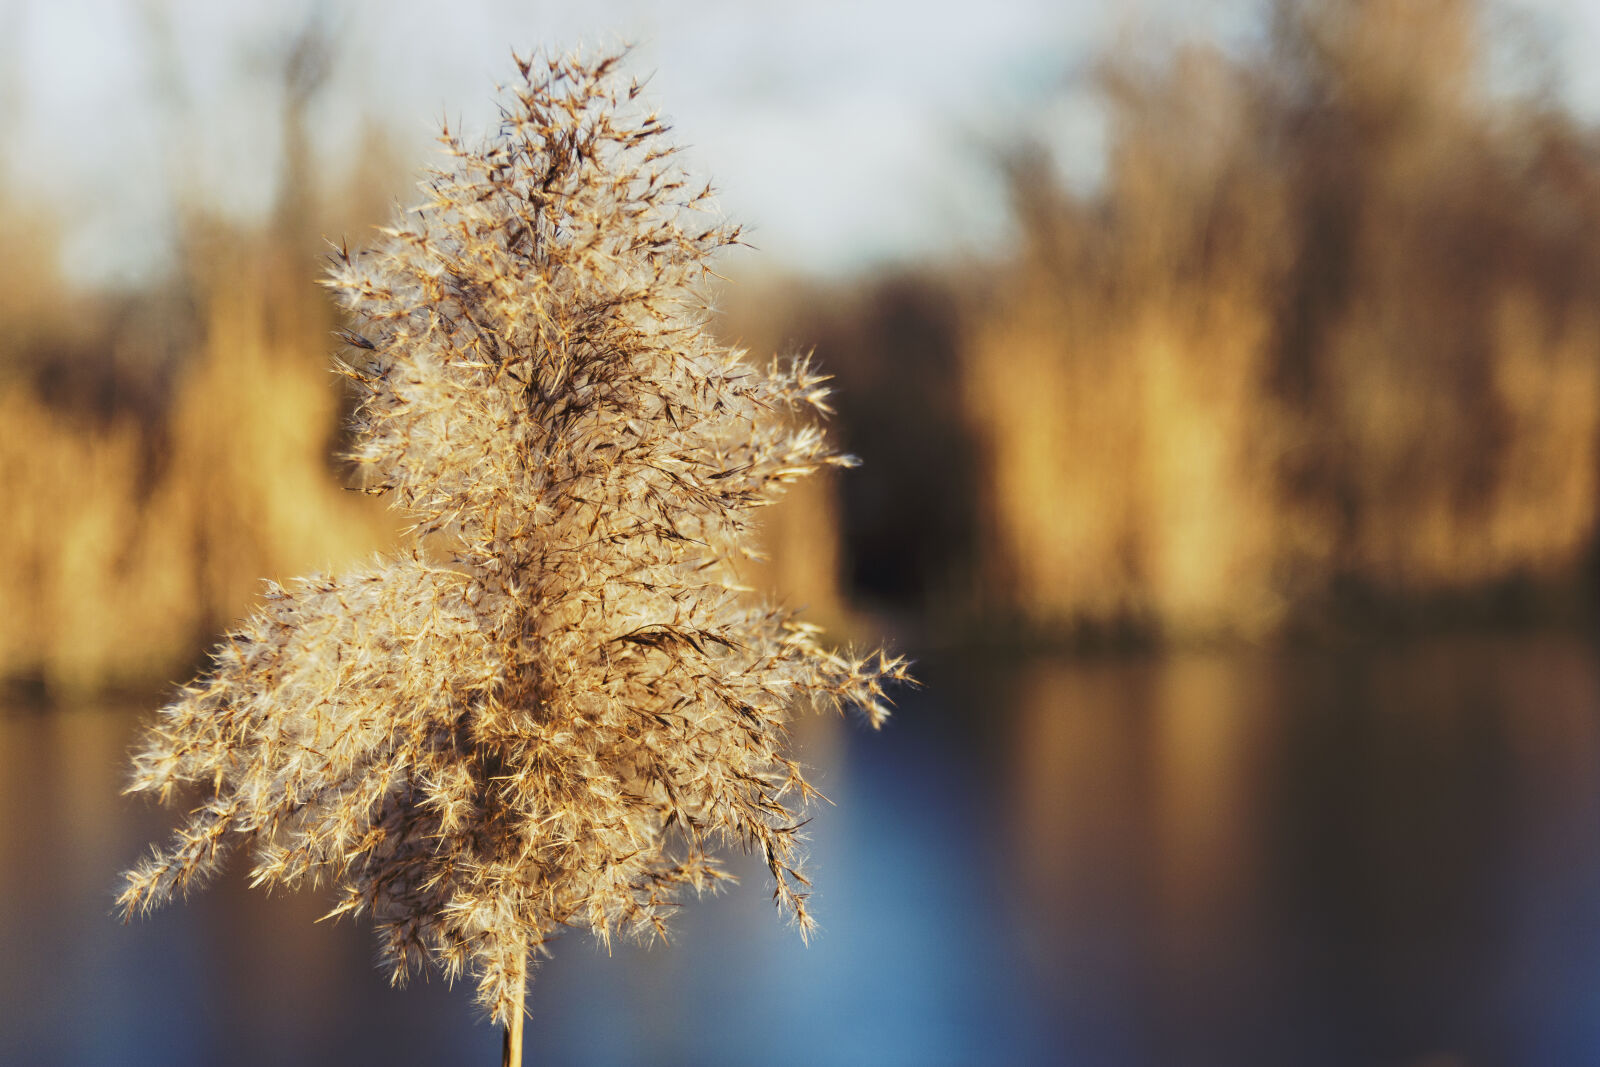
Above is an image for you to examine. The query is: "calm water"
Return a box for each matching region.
[4,635,1599,1066]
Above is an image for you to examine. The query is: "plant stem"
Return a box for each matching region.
[502,964,526,1067]
[499,991,524,1067]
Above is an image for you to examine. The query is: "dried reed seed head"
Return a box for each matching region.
[120,48,910,1026]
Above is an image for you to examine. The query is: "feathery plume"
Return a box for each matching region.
[118,48,910,1056]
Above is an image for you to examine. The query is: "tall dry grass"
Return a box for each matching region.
[9,0,1600,680]
[966,0,1600,639]
[1,24,411,698]
[0,195,399,699]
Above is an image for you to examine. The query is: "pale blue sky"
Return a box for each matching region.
[4,0,1597,287]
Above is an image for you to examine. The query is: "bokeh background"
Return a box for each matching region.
[6,0,1600,1064]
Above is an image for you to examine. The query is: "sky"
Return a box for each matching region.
[3,0,1598,288]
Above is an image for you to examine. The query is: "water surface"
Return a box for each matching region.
[3,635,1598,1065]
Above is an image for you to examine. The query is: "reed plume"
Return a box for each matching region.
[118,49,908,1054]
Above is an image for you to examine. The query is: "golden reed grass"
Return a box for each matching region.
[0,224,393,699]
[964,0,1600,639]
[116,52,908,1058]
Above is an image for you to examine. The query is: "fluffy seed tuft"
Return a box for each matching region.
[118,49,909,1026]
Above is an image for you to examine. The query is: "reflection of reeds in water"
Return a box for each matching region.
[1000,636,1600,1060]
[1006,653,1267,943]
[969,0,1600,638]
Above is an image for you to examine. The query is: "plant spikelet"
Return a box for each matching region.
[119,49,910,1026]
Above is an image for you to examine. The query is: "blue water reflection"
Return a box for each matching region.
[3,635,1599,1065]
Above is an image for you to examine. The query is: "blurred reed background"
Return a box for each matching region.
[788,0,1600,645]
[7,0,1600,702]
[967,0,1600,641]
[8,0,1600,1064]
[0,16,406,700]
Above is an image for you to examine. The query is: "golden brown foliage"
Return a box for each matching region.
[0,16,404,700]
[966,0,1600,638]
[0,232,392,698]
[119,52,908,1025]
